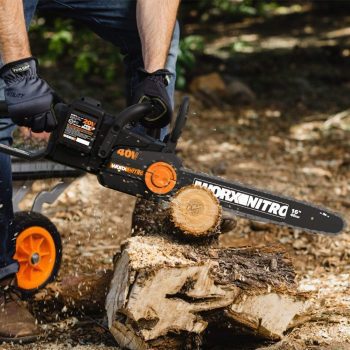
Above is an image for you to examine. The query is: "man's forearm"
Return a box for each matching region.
[137,0,180,73]
[0,0,30,64]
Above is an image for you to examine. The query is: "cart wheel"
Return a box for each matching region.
[13,211,62,296]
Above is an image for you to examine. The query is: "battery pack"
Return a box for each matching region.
[59,97,105,153]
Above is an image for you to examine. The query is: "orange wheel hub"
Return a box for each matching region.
[14,226,56,290]
[145,162,177,195]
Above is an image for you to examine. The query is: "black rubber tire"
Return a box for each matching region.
[13,211,62,297]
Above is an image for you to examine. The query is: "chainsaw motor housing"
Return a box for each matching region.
[44,97,189,201]
[48,97,173,175]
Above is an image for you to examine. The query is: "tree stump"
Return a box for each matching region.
[105,235,307,350]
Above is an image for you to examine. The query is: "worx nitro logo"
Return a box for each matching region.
[109,163,144,176]
[194,179,289,218]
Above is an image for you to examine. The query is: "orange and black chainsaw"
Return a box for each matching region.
[0,97,346,235]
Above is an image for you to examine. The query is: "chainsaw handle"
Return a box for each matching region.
[98,102,155,158]
[0,101,51,160]
[114,102,154,129]
[0,100,154,127]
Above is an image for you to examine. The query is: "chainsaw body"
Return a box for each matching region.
[0,98,346,235]
[47,97,186,201]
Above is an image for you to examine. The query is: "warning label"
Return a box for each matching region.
[63,112,97,150]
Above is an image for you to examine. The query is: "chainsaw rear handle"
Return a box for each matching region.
[0,100,157,160]
[98,102,158,158]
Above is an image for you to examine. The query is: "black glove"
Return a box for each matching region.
[0,57,57,133]
[132,68,172,128]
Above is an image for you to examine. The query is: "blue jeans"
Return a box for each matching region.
[0,0,179,280]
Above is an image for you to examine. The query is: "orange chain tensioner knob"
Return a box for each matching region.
[145,162,177,195]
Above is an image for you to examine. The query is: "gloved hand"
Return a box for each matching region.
[0,57,57,133]
[132,68,172,128]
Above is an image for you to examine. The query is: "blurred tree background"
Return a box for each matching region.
[28,0,350,114]
[29,0,303,89]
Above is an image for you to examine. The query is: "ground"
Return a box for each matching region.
[2,4,350,350]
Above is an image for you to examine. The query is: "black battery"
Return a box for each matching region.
[59,98,105,154]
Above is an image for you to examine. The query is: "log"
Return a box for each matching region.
[170,185,222,238]
[106,236,308,350]
[32,270,113,319]
[132,186,222,241]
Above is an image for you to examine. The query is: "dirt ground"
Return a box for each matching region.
[2,5,350,350]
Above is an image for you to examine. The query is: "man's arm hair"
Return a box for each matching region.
[0,0,31,64]
[137,0,180,73]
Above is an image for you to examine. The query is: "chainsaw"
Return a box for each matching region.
[0,97,346,235]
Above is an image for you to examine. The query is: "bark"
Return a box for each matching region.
[33,270,113,318]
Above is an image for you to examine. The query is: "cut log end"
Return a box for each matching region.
[170,185,222,238]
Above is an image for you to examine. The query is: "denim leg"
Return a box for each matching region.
[24,0,40,27]
[37,0,137,30]
[165,21,181,108]
[0,147,17,280]
[0,0,38,280]
[0,78,17,279]
[160,21,180,140]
